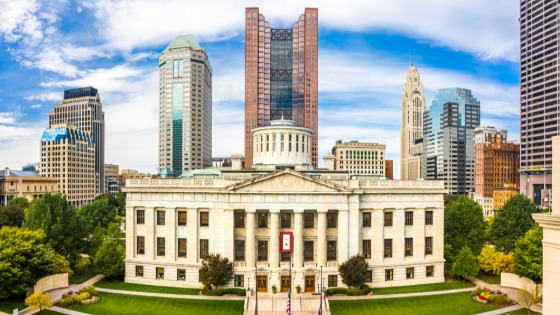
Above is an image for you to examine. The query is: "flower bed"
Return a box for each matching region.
[58,286,101,306]
[471,287,510,305]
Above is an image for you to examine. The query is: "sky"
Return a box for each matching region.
[0,0,520,178]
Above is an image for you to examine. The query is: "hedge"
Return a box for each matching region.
[202,287,246,296]
[327,285,371,296]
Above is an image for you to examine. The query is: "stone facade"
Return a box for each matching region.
[123,168,445,291]
[400,65,425,180]
[0,168,58,206]
[331,141,386,177]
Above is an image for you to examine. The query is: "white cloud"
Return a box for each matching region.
[0,0,42,42]
[0,112,17,124]
[26,92,62,102]
[31,104,42,109]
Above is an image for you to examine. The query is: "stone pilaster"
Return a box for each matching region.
[246,211,256,268]
[293,211,303,268]
[186,208,198,264]
[270,212,280,268]
[317,211,326,267]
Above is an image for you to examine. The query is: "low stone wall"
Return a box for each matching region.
[501,272,542,297]
[33,273,68,294]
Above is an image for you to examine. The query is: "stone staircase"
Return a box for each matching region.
[244,293,330,315]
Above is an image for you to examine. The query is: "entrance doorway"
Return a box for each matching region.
[257,275,268,292]
[281,276,291,292]
[304,275,315,292]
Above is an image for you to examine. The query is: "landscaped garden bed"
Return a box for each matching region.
[471,287,511,305]
[327,285,371,296]
[58,285,101,307]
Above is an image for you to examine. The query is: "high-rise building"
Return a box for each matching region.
[473,127,520,217]
[519,0,559,205]
[385,160,394,179]
[331,140,386,176]
[423,88,480,195]
[244,7,318,168]
[158,35,212,176]
[400,64,426,180]
[40,124,96,206]
[49,87,105,195]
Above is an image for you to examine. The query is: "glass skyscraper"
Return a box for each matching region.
[423,88,480,195]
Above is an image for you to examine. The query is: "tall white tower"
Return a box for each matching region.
[400,62,425,180]
[158,35,212,176]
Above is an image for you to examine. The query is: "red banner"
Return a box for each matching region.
[280,232,293,253]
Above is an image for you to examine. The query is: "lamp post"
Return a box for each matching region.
[320,265,323,315]
[255,263,258,315]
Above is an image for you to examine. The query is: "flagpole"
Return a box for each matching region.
[320,265,323,315]
[255,262,258,315]
[289,252,292,315]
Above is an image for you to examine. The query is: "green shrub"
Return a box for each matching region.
[472,287,485,296]
[80,285,97,296]
[81,296,101,305]
[59,296,76,305]
[75,292,91,302]
[202,286,246,296]
[487,294,510,305]
[326,285,370,296]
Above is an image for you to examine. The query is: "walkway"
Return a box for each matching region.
[49,306,91,315]
[465,276,542,313]
[244,293,329,315]
[95,287,245,300]
[328,287,473,300]
[475,305,523,315]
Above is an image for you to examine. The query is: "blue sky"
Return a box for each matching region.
[0,0,520,177]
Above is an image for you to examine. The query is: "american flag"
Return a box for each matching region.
[286,292,290,314]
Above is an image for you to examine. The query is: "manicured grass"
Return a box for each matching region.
[66,292,243,315]
[477,272,501,285]
[69,266,97,285]
[505,309,540,315]
[0,300,26,313]
[330,292,505,315]
[372,281,473,295]
[94,279,201,295]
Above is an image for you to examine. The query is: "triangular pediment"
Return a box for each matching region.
[224,169,350,193]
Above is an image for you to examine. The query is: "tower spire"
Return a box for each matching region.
[410,53,413,66]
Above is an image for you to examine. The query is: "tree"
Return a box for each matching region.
[491,194,540,253]
[517,285,540,314]
[493,252,514,275]
[199,253,234,289]
[23,193,87,258]
[0,204,25,227]
[477,246,498,274]
[445,196,486,261]
[86,222,123,256]
[116,190,126,215]
[338,255,368,289]
[0,227,55,299]
[452,246,479,279]
[94,193,119,208]
[78,198,118,231]
[94,238,125,279]
[514,226,543,280]
[53,254,73,276]
[8,197,30,209]
[25,292,52,311]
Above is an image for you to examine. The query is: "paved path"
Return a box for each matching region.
[465,276,542,313]
[49,306,91,315]
[95,287,246,300]
[474,305,524,315]
[244,293,329,315]
[328,287,473,300]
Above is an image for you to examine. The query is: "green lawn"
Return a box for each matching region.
[372,282,473,295]
[69,266,97,285]
[330,292,506,315]
[505,309,540,315]
[37,310,64,314]
[477,272,501,285]
[0,300,26,313]
[94,279,201,295]
[66,292,243,315]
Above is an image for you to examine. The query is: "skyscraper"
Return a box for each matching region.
[423,88,480,195]
[158,35,212,176]
[400,63,426,180]
[244,7,318,168]
[48,86,105,195]
[519,0,558,205]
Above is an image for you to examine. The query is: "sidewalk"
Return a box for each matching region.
[465,276,542,313]
[328,287,473,300]
[475,305,523,315]
[95,287,246,300]
[49,306,91,315]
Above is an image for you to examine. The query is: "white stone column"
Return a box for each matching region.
[338,210,349,262]
[145,207,155,260]
[186,209,198,264]
[348,195,360,257]
[293,211,303,268]
[246,211,256,268]
[270,212,280,268]
[317,211,326,267]
[394,209,405,261]
[125,206,134,261]
[222,209,234,261]
[166,207,176,261]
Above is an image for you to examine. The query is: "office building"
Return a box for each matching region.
[0,168,58,206]
[385,160,394,179]
[473,127,520,217]
[519,0,560,205]
[158,35,212,176]
[423,88,480,195]
[400,64,426,180]
[331,141,386,176]
[244,7,319,168]
[40,124,96,206]
[492,184,519,212]
[105,163,120,188]
[49,87,105,195]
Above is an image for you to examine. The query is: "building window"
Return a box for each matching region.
[425,237,433,255]
[235,212,245,228]
[200,211,209,227]
[136,236,145,255]
[136,210,145,224]
[363,212,371,227]
[234,275,244,287]
[157,210,165,225]
[327,211,337,228]
[156,267,164,279]
[258,240,268,261]
[385,269,393,281]
[365,270,372,282]
[304,212,314,228]
[327,240,337,261]
[200,239,209,258]
[363,240,371,259]
[384,239,392,258]
[405,211,413,226]
[281,212,291,228]
[405,238,413,256]
[426,266,434,277]
[258,212,268,228]
[384,211,393,227]
[153,236,165,256]
[406,267,414,279]
[235,240,245,261]
[425,210,433,225]
[177,269,186,280]
[328,275,337,287]
[304,241,314,261]
[281,252,291,261]
[178,238,187,258]
[178,211,187,226]
[136,266,143,277]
